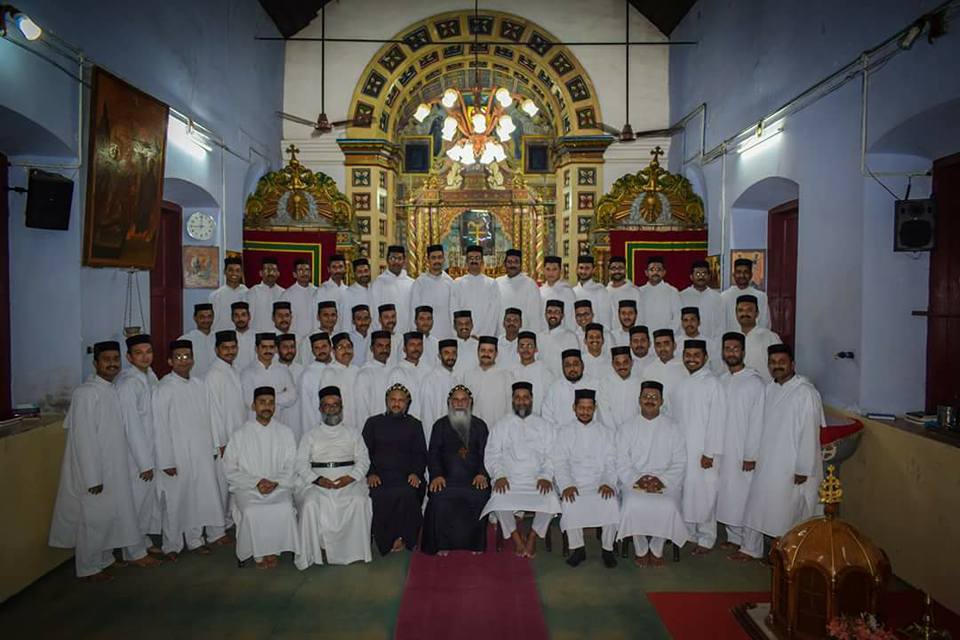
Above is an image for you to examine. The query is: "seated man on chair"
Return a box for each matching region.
[482,382,562,558]
[616,381,689,567]
[222,386,300,569]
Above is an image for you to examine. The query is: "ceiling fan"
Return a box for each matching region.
[276,4,369,137]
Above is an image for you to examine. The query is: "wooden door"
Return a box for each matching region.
[0,153,11,418]
[767,199,799,349]
[150,202,183,377]
[925,152,960,412]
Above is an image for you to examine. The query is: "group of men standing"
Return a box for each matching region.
[50,246,824,579]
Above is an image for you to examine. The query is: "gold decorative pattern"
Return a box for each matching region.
[819,464,843,508]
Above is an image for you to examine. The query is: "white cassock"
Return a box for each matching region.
[678,331,724,376]
[581,348,612,381]
[497,336,521,368]
[508,360,555,416]
[179,329,216,377]
[115,366,161,545]
[640,358,688,417]
[152,372,224,553]
[339,283,373,327]
[204,358,247,527]
[721,285,771,332]
[248,282,285,333]
[49,375,143,576]
[234,329,256,372]
[743,327,781,383]
[410,271,456,340]
[497,273,545,333]
[633,352,657,375]
[240,359,298,435]
[716,367,766,545]
[673,367,726,548]
[223,419,300,562]
[573,280,613,330]
[298,361,327,436]
[280,282,319,339]
[281,361,304,439]
[481,412,562,538]
[296,335,321,367]
[575,326,616,353]
[615,414,690,554]
[539,281,578,331]
[541,374,600,428]
[742,375,824,554]
[317,279,348,332]
[680,286,724,338]
[317,362,361,430]
[452,337,479,376]
[371,269,415,332]
[209,284,248,332]
[347,329,371,367]
[421,334,440,368]
[419,366,461,443]
[460,365,514,428]
[611,326,632,348]
[453,273,502,337]
[386,332,405,367]
[386,359,434,423]
[606,282,643,331]
[552,418,620,549]
[536,326,579,378]
[639,281,682,333]
[295,423,373,567]
[355,360,393,425]
[597,369,642,430]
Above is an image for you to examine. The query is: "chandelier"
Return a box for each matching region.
[413,87,539,165]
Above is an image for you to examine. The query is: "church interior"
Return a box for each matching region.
[1,0,959,638]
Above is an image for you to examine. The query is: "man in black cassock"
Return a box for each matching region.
[362,383,427,555]
[421,384,491,555]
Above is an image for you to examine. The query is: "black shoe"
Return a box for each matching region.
[566,548,586,567]
[602,549,618,568]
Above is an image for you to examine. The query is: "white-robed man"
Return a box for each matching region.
[316,332,361,430]
[115,334,162,556]
[277,333,305,438]
[210,256,248,331]
[542,349,599,427]
[638,255,682,334]
[420,339,461,442]
[153,339,228,559]
[482,381,562,558]
[496,249,544,333]
[240,333,298,438]
[537,299,579,379]
[681,259,723,339]
[180,303,216,377]
[673,339,727,554]
[540,255,577,329]
[295,386,372,568]
[248,256,285,332]
[340,258,374,334]
[355,330,396,424]
[716,332,766,559]
[616,380,689,567]
[414,306,441,366]
[722,257,771,332]
[461,336,514,429]
[298,332,331,437]
[280,258,319,339]
[606,256,642,330]
[452,310,479,375]
[641,329,688,415]
[316,254,348,331]
[50,341,161,581]
[386,331,435,422]
[230,301,256,372]
[612,299,638,347]
[680,306,723,375]
[297,300,339,366]
[554,388,619,569]
[270,301,295,342]
[740,344,824,560]
[628,325,657,373]
[735,294,781,383]
[377,303,406,366]
[597,346,641,429]
[573,255,612,330]
[371,245,415,333]
[572,300,615,353]
[223,386,300,569]
[347,304,372,367]
[509,331,555,416]
[580,322,613,381]
[410,244,455,340]
[497,307,523,368]
[453,244,502,338]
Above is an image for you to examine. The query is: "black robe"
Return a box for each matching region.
[421,416,491,554]
[362,412,428,556]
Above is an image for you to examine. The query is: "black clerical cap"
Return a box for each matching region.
[465,244,483,254]
[426,243,444,254]
[618,299,637,309]
[224,256,243,266]
[629,325,650,336]
[453,310,472,319]
[293,257,310,267]
[310,332,331,344]
[318,385,341,400]
[93,341,120,357]
[611,346,631,357]
[641,380,664,393]
[387,245,405,255]
[573,300,592,309]
[255,332,277,345]
[194,303,213,313]
[331,332,351,346]
[609,255,626,264]
[545,299,564,309]
[352,258,369,268]
[272,301,291,311]
[577,254,594,264]
[125,334,151,350]
[722,332,746,346]
[517,330,537,343]
[253,386,275,398]
[734,258,754,269]
[318,300,337,310]
[438,339,457,349]
[736,294,758,307]
[478,336,498,347]
[768,343,793,358]
[351,304,369,315]
[261,256,278,266]
[215,330,237,346]
[278,333,297,343]
[169,339,193,352]
[231,301,249,311]
[512,381,533,393]
[684,339,707,352]
[504,307,522,317]
[403,331,424,343]
[561,348,582,361]
[370,330,392,341]
[329,254,345,263]
[378,303,396,314]
[690,259,710,271]
[505,248,521,258]
[415,305,433,315]
[574,388,596,401]
[652,328,674,340]
[584,322,604,335]
[646,255,665,266]
[681,306,700,318]
[544,255,562,265]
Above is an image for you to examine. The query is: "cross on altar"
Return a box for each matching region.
[650,146,664,161]
[286,144,300,160]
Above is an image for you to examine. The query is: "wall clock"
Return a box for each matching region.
[185,211,216,241]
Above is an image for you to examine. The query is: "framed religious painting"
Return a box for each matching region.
[730,249,766,289]
[183,246,219,288]
[83,67,169,268]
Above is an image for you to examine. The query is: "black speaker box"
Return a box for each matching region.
[24,169,73,230]
[894,199,935,252]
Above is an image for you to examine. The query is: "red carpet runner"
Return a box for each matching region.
[394,531,549,640]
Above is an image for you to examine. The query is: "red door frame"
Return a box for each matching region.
[767,199,799,349]
[150,201,183,377]
[0,154,12,418]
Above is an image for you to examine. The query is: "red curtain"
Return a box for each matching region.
[609,229,708,289]
[242,229,337,288]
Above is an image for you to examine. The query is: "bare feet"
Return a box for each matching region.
[163,552,179,562]
[720,541,738,550]
[728,550,754,562]
[649,555,665,567]
[80,571,114,583]
[510,531,525,557]
[211,534,235,547]
[266,554,279,567]
[147,546,164,556]
[254,558,270,570]
[437,550,450,557]
[633,553,649,567]
[193,544,213,556]
[129,555,162,568]
[524,531,537,559]
[691,545,712,556]
[390,537,405,553]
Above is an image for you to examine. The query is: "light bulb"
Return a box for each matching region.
[441,89,458,109]
[460,145,476,165]
[471,112,487,134]
[441,116,458,141]
[15,13,42,40]
[495,88,513,108]
[521,99,539,117]
[413,103,431,123]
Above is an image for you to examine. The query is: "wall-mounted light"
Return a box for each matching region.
[0,4,42,40]
[735,119,785,156]
[168,115,212,159]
